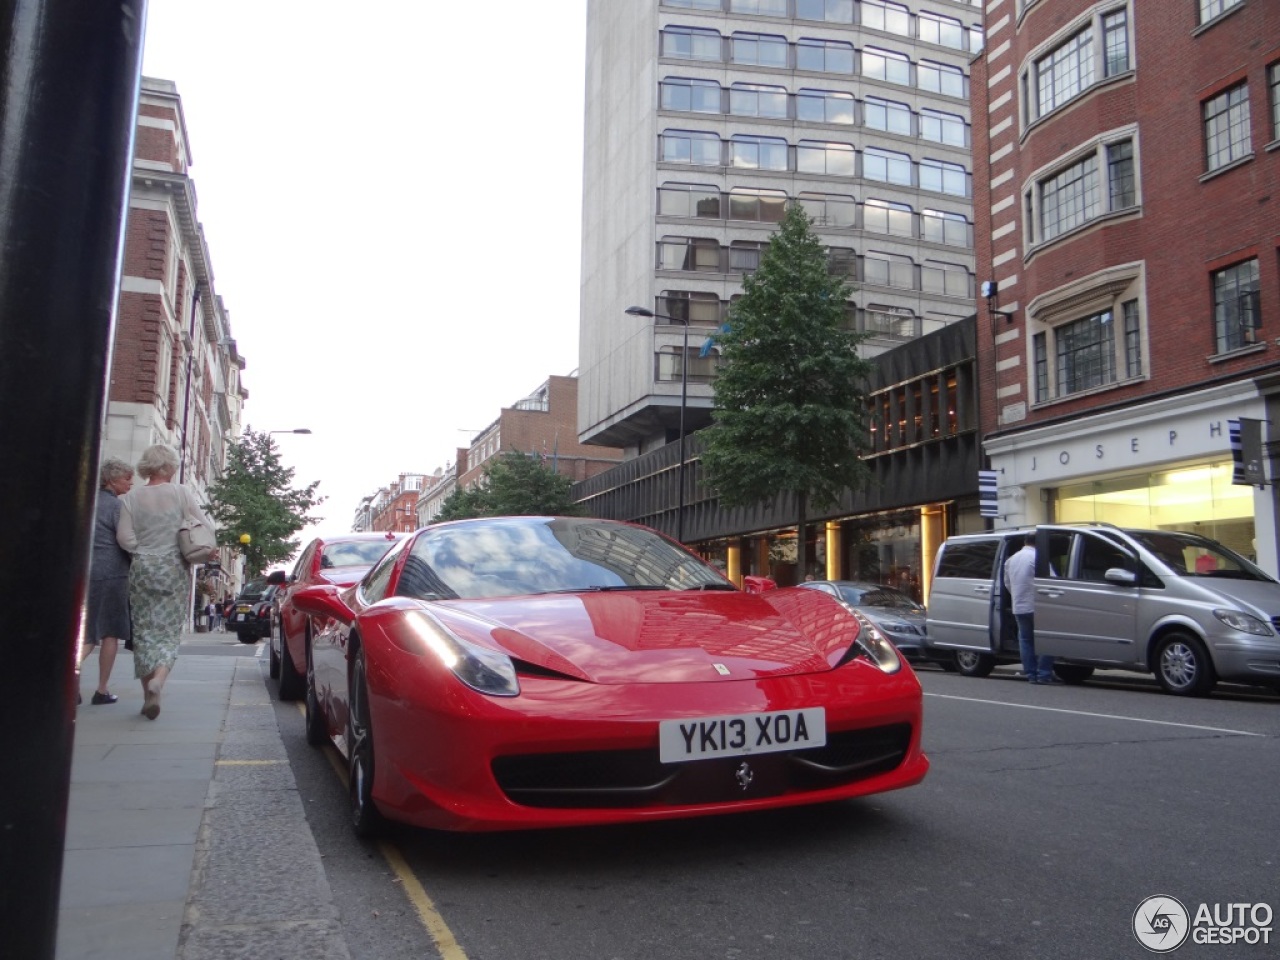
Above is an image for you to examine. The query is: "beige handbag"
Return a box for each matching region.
[178,515,218,564]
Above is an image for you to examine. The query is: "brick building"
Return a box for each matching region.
[368,475,425,533]
[971,0,1280,569]
[105,77,246,499]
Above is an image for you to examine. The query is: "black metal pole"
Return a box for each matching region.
[677,318,688,544]
[0,2,147,956]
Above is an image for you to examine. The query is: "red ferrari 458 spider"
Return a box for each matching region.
[291,515,929,836]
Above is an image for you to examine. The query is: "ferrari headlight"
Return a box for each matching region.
[406,612,520,697]
[847,609,902,674]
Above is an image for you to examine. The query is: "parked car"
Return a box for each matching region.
[270,531,403,699]
[289,515,929,836]
[925,524,1280,696]
[798,580,933,664]
[227,577,280,645]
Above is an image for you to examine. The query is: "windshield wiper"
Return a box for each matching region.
[692,582,738,591]
[535,585,670,595]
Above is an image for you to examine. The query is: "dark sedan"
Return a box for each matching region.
[798,580,933,663]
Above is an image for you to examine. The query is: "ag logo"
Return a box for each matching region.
[1133,895,1190,953]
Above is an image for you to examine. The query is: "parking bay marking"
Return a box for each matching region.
[300,704,471,960]
[923,693,1265,737]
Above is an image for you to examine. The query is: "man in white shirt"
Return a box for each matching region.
[1004,532,1060,684]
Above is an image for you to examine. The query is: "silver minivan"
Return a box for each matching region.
[925,524,1280,696]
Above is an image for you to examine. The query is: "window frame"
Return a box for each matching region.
[729,81,789,119]
[661,77,722,114]
[795,87,855,124]
[1211,258,1261,354]
[1023,131,1140,252]
[1203,82,1252,174]
[796,37,855,74]
[1021,3,1132,129]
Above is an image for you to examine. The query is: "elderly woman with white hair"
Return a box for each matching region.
[116,443,216,720]
[80,457,135,705]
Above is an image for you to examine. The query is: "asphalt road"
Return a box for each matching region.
[265,658,1280,960]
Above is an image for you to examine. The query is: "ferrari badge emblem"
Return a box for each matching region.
[735,761,754,791]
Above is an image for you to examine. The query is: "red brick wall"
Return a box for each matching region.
[977,0,1280,438]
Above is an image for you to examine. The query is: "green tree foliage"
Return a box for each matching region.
[431,451,582,522]
[700,204,874,570]
[203,428,324,577]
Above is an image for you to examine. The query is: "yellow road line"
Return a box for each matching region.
[299,703,470,960]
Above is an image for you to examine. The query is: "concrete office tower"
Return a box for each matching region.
[579,0,983,456]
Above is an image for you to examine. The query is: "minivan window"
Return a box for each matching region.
[936,540,999,578]
[1126,530,1271,581]
[1077,535,1133,582]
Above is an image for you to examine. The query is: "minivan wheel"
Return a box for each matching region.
[1053,664,1094,685]
[1154,632,1216,697]
[953,650,996,678]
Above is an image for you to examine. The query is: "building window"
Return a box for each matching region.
[658,182,721,218]
[921,259,972,297]
[1028,136,1138,245]
[796,0,854,24]
[729,82,788,118]
[921,208,971,246]
[1271,63,1280,142]
[1212,259,1260,353]
[661,77,721,113]
[659,237,721,272]
[796,139,855,176]
[730,0,787,15]
[864,146,912,185]
[661,129,722,165]
[827,246,857,279]
[864,305,918,338]
[863,96,912,135]
[665,0,722,9]
[796,88,854,124]
[861,0,911,36]
[730,134,789,170]
[731,32,788,68]
[1024,5,1130,125]
[917,60,965,98]
[864,250,914,288]
[1056,311,1116,395]
[660,290,722,325]
[1122,299,1142,379]
[1204,83,1251,172]
[861,47,911,86]
[919,158,968,196]
[863,198,913,237]
[798,191,857,227]
[918,11,965,50]
[729,240,768,273]
[661,27,723,62]
[657,346,717,383]
[1033,333,1049,403]
[727,187,787,222]
[797,38,854,73]
[1198,0,1243,25]
[920,108,967,146]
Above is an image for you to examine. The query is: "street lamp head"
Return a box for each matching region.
[624,305,655,318]
[269,428,312,435]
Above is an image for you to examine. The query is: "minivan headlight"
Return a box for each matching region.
[1212,609,1274,637]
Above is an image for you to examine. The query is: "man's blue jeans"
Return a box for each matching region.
[1014,612,1054,680]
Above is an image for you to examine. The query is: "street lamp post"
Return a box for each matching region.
[625,305,690,544]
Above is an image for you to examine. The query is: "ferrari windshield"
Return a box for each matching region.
[320,538,397,568]
[394,517,732,600]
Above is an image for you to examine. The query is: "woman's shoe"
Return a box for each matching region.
[91,691,118,705]
[142,689,161,720]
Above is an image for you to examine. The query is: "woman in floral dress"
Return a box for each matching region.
[116,444,215,720]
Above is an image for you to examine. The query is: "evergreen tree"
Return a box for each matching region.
[431,452,582,522]
[203,428,324,577]
[700,203,874,576]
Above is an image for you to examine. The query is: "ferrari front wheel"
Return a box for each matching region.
[347,646,382,837]
[304,639,327,748]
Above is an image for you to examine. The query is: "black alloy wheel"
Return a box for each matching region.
[277,628,305,701]
[235,629,255,645]
[953,650,996,677]
[347,645,382,837]
[1154,632,1216,697]
[268,630,281,679]
[304,638,327,747]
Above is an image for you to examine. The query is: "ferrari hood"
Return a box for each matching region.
[435,588,859,684]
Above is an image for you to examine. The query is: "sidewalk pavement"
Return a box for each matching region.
[59,634,352,959]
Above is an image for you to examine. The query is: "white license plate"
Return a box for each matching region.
[659,708,826,764]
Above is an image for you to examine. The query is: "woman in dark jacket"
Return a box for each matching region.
[81,457,134,704]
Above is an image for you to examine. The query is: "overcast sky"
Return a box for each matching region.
[141,1,589,549]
